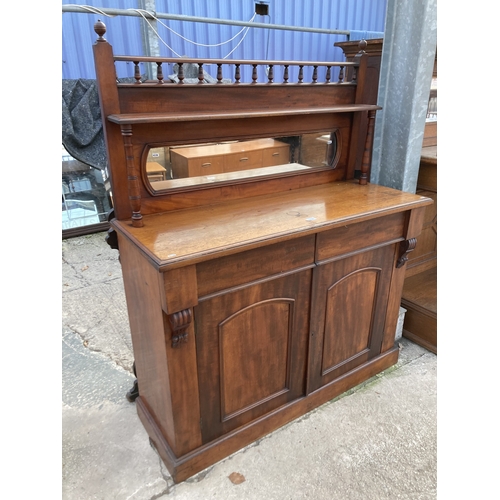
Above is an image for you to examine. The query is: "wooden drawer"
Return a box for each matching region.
[316,212,406,263]
[262,144,290,166]
[170,150,224,178]
[196,234,316,297]
[187,156,224,177]
[224,149,263,172]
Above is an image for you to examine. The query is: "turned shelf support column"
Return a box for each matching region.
[359,109,376,185]
[120,124,143,227]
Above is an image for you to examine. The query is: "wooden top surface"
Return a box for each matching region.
[146,161,166,172]
[170,139,287,159]
[112,180,433,270]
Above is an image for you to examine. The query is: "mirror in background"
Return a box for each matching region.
[145,130,340,192]
[62,146,113,236]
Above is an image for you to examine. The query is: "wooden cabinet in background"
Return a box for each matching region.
[401,146,437,353]
[170,139,290,178]
[400,47,437,353]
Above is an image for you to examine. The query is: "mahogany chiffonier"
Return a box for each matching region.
[92,21,432,482]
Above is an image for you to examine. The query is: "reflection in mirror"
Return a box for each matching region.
[146,130,340,192]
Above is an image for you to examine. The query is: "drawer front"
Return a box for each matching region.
[187,156,224,177]
[262,144,290,166]
[223,150,263,172]
[316,212,406,262]
[196,234,316,297]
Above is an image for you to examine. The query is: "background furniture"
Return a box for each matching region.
[146,161,167,182]
[170,138,290,178]
[400,51,437,354]
[93,21,432,483]
[401,145,437,353]
[335,39,438,354]
[61,156,111,234]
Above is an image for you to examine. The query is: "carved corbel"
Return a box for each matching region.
[168,309,192,348]
[396,238,417,268]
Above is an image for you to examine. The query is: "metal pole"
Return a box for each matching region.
[370,0,437,193]
[61,5,350,36]
[138,0,159,79]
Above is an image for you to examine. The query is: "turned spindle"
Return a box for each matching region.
[121,125,143,227]
[198,63,204,84]
[338,66,344,83]
[177,62,184,84]
[359,110,376,185]
[133,61,141,84]
[352,66,357,84]
[252,64,258,83]
[283,65,289,83]
[298,65,304,83]
[267,64,274,83]
[156,62,164,84]
[325,66,331,83]
[312,65,318,83]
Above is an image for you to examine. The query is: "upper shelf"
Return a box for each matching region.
[107,104,382,125]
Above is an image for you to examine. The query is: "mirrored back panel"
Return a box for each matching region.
[144,131,341,193]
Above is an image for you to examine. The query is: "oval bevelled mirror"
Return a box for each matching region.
[144,130,341,193]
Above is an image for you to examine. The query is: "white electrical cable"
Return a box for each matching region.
[130,9,256,58]
[141,10,257,47]
[131,9,183,57]
[66,5,255,59]
[66,5,117,18]
[222,25,252,59]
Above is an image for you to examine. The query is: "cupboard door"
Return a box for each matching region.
[194,270,311,444]
[308,244,396,393]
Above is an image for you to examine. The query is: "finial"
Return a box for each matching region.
[357,39,367,53]
[94,19,107,41]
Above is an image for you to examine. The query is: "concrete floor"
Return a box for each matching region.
[62,232,437,500]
